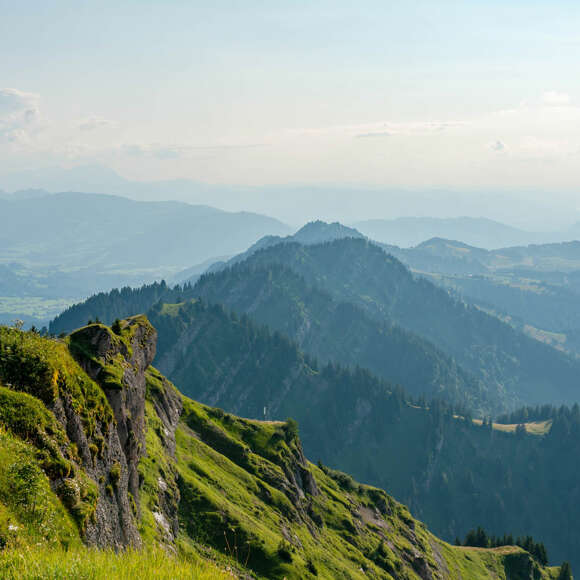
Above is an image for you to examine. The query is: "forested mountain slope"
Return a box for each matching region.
[49,281,180,336]
[227,238,580,409]
[50,234,580,412]
[189,266,485,409]
[383,237,580,356]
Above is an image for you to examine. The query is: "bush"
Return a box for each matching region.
[112,319,122,335]
[277,540,293,563]
[110,462,122,487]
[283,418,299,441]
[57,479,81,510]
[306,558,318,575]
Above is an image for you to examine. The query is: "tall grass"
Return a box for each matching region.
[0,546,232,580]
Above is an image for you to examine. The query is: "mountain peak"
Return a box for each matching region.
[293,220,365,244]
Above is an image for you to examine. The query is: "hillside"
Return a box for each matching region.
[147,299,580,570]
[0,318,560,579]
[50,270,485,411]
[223,237,580,409]
[191,264,485,409]
[0,192,290,327]
[384,238,580,355]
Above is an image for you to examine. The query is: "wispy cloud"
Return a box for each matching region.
[0,88,42,143]
[78,116,118,131]
[355,131,391,139]
[288,119,468,140]
[120,142,267,160]
[541,91,571,106]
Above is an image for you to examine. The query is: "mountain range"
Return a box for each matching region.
[40,219,580,572]
[0,191,290,327]
[352,217,580,249]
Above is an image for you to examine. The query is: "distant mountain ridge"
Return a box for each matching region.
[198,220,364,279]
[390,237,580,274]
[0,191,290,269]
[353,216,579,249]
[381,236,580,354]
[0,191,290,305]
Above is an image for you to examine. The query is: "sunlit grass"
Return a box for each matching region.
[471,418,552,435]
[0,545,232,580]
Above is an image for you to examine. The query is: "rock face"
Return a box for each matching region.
[63,316,157,548]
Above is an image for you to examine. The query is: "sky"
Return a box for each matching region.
[1,1,580,223]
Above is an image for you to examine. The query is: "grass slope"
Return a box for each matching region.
[0,321,567,579]
[148,300,580,570]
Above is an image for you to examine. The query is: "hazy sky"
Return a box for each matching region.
[1,1,580,199]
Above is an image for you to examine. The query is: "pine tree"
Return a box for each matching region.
[558,562,572,580]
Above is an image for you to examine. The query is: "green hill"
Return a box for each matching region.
[147,298,580,570]
[0,318,565,579]
[214,237,580,410]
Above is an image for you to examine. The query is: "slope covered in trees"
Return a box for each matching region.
[50,234,580,413]
[219,238,580,409]
[189,265,486,409]
[385,237,580,356]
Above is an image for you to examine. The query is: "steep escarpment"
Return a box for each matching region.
[0,316,158,548]
[0,319,568,579]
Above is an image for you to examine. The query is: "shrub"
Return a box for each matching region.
[283,418,299,441]
[277,540,293,563]
[110,462,122,487]
[307,558,318,575]
[57,479,81,510]
[112,319,122,335]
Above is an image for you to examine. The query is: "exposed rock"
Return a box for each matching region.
[62,316,157,548]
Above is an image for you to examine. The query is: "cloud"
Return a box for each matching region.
[121,142,266,160]
[122,143,187,160]
[291,119,467,140]
[541,91,571,106]
[355,131,391,139]
[0,88,42,143]
[78,116,118,131]
[0,88,39,116]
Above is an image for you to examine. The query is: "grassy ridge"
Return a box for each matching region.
[0,321,569,579]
